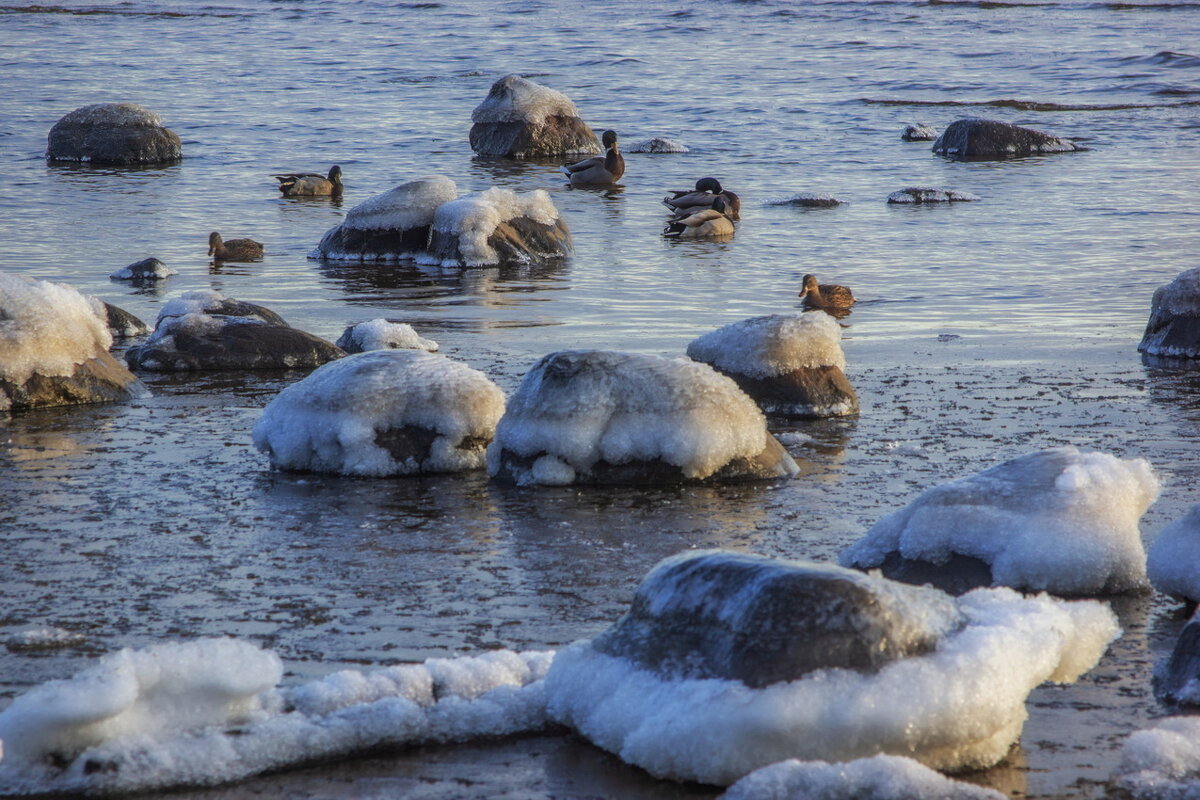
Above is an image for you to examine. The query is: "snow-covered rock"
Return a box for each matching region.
[840,447,1159,596]
[1148,504,1200,604]
[487,350,799,486]
[311,176,458,262]
[253,349,504,476]
[46,103,181,165]
[469,75,601,158]
[723,755,1005,800]
[336,319,439,354]
[687,314,858,418]
[1139,267,1200,360]
[545,549,1119,786]
[901,123,938,142]
[422,187,572,268]
[932,117,1082,160]
[0,273,148,411]
[109,257,174,282]
[887,187,979,204]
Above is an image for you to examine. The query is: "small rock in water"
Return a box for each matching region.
[109,257,174,282]
[1138,267,1200,361]
[628,137,689,154]
[336,319,439,354]
[887,187,979,204]
[901,122,938,141]
[764,193,845,208]
[932,116,1082,160]
[5,626,86,652]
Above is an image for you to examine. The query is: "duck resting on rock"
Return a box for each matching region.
[208,231,264,261]
[798,274,855,309]
[273,165,343,197]
[560,130,624,186]
[662,196,735,240]
[664,177,741,221]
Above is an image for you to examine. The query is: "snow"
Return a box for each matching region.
[487,350,773,485]
[0,272,114,386]
[253,349,505,476]
[340,175,458,233]
[629,137,689,153]
[687,313,847,378]
[840,447,1159,595]
[336,319,439,353]
[0,638,552,795]
[425,187,561,267]
[1148,505,1200,603]
[1114,716,1200,799]
[887,187,980,204]
[470,75,582,125]
[545,579,1118,785]
[723,755,1006,800]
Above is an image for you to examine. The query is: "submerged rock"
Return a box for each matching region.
[46,103,182,165]
[901,123,937,142]
[932,117,1082,160]
[469,75,601,158]
[1139,267,1200,360]
[311,176,458,262]
[764,193,844,208]
[487,350,799,486]
[109,257,174,282]
[628,137,689,154]
[1147,504,1200,605]
[423,188,572,268]
[686,313,858,417]
[336,319,439,354]
[887,187,979,204]
[1154,606,1200,706]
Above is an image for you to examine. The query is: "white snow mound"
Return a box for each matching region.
[687,313,847,378]
[425,187,561,267]
[342,176,459,233]
[1148,504,1200,603]
[337,319,439,353]
[0,272,114,385]
[1114,716,1200,798]
[722,755,1006,800]
[471,75,582,125]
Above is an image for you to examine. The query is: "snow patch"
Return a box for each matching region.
[425,187,560,267]
[1115,716,1200,798]
[0,272,114,385]
[687,313,847,378]
[723,755,1006,800]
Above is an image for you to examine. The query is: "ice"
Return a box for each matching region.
[723,755,1006,800]
[686,313,846,378]
[0,272,114,386]
[1114,716,1200,798]
[253,349,505,476]
[470,74,582,125]
[425,187,561,267]
[340,175,458,233]
[1148,505,1200,603]
[840,447,1159,595]
[0,639,552,795]
[628,137,689,153]
[336,319,439,353]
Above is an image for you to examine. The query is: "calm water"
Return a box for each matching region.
[3,1,1200,797]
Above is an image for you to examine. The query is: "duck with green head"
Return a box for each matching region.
[273,165,343,197]
[560,130,624,186]
[664,177,741,221]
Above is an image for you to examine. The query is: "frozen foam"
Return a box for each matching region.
[723,755,1006,800]
[470,75,582,125]
[426,187,561,267]
[0,272,114,385]
[687,313,847,378]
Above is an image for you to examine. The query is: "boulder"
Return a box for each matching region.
[1139,268,1200,360]
[628,137,689,154]
[1154,607,1200,706]
[765,193,845,208]
[93,300,149,339]
[687,314,858,417]
[46,103,182,165]
[336,319,439,354]
[310,176,458,262]
[902,123,937,141]
[887,187,979,204]
[155,289,288,327]
[1147,504,1200,604]
[423,188,572,268]
[109,257,174,282]
[469,75,601,158]
[487,350,799,486]
[932,117,1082,160]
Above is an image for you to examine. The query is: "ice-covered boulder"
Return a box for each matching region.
[125,290,343,371]
[311,176,458,262]
[887,187,979,204]
[487,350,799,486]
[109,257,174,282]
[932,117,1082,160]
[336,319,439,354]
[423,188,572,268]
[46,103,182,165]
[545,549,1119,785]
[1114,716,1200,798]
[686,314,858,418]
[469,75,601,158]
[902,123,938,142]
[840,447,1159,596]
[254,349,504,476]
[1148,505,1200,604]
[1138,267,1200,360]
[723,755,1006,800]
[628,137,689,154]
[0,273,148,411]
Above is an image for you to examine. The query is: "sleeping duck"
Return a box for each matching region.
[662,197,735,240]
[798,274,855,309]
[664,177,741,221]
[208,231,264,261]
[273,165,343,197]
[560,130,624,186]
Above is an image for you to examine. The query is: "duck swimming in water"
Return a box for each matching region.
[560,130,624,186]
[664,177,741,221]
[273,165,343,197]
[798,274,855,309]
[662,197,736,240]
[208,231,264,261]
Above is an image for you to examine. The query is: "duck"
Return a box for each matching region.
[664,177,741,221]
[560,130,624,186]
[798,274,855,309]
[208,231,264,261]
[662,197,735,240]
[273,165,343,197]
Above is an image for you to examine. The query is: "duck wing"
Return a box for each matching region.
[560,155,603,176]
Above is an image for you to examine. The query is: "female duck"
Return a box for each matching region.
[798,274,855,309]
[273,165,343,197]
[208,231,264,261]
[664,177,741,221]
[561,130,624,186]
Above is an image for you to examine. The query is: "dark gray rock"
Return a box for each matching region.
[1139,268,1200,360]
[887,187,979,204]
[109,257,173,282]
[126,315,344,371]
[47,103,182,165]
[718,366,859,418]
[932,117,1082,160]
[99,301,150,339]
[1155,607,1200,706]
[902,123,937,141]
[1,352,149,412]
[469,75,601,158]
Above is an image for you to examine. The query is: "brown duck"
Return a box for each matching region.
[208,231,264,261]
[273,165,343,197]
[798,274,855,309]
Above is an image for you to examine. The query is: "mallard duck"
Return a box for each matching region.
[664,177,741,221]
[662,198,735,240]
[560,130,624,186]
[798,274,855,309]
[273,165,343,197]
[208,231,264,261]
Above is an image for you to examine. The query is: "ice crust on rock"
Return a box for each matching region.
[628,137,689,153]
[5,626,86,652]
[722,755,1006,800]
[1148,505,1200,603]
[764,193,845,208]
[336,319,439,354]
[687,313,846,378]
[155,289,288,327]
[1139,267,1200,359]
[840,447,1159,595]
[902,123,938,142]
[471,75,582,126]
[109,257,174,281]
[0,638,552,795]
[424,187,563,267]
[1114,716,1200,798]
[311,177,459,262]
[253,349,505,476]
[0,273,115,385]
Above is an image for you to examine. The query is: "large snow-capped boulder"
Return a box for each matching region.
[840,447,1159,596]
[311,176,458,262]
[932,117,1082,160]
[488,350,799,486]
[1139,267,1200,360]
[686,313,858,418]
[46,103,182,165]
[723,755,1006,800]
[423,188,572,268]
[125,290,343,371]
[253,349,504,477]
[1148,505,1200,605]
[0,273,148,411]
[545,549,1119,786]
[335,319,438,354]
[469,75,601,158]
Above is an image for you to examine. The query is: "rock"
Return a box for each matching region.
[902,122,937,141]
[628,137,689,154]
[253,349,505,476]
[46,103,182,165]
[932,117,1082,160]
[469,75,601,158]
[764,193,845,208]
[109,257,174,282]
[1154,607,1200,706]
[687,314,858,418]
[0,273,148,411]
[336,319,439,354]
[487,350,800,486]
[156,289,289,327]
[1139,268,1200,360]
[311,176,458,262]
[94,300,150,339]
[887,187,979,204]
[423,188,572,268]
[1147,504,1200,604]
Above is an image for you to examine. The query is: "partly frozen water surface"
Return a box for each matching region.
[2,0,1200,797]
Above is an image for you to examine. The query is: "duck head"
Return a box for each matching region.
[601,130,619,149]
[798,274,819,298]
[208,231,222,255]
[696,177,723,194]
[328,165,343,182]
